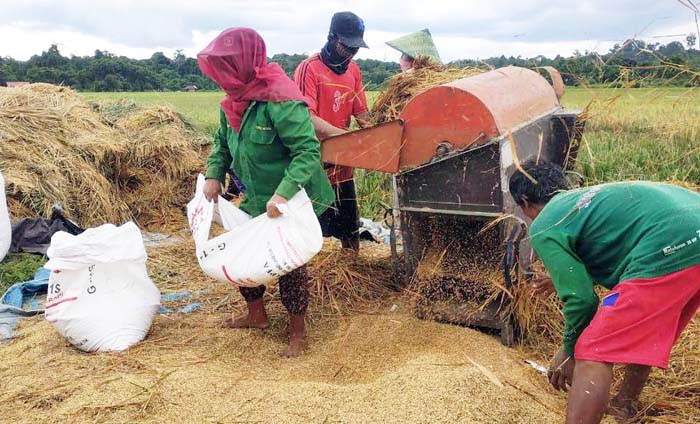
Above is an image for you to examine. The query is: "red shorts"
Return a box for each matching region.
[574,265,700,369]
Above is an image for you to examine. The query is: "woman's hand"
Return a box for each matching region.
[266,194,288,218]
[203,179,222,202]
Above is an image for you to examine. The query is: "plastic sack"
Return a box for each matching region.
[0,171,10,262]
[44,221,160,352]
[187,174,322,287]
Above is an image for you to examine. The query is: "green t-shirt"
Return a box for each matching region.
[206,101,334,217]
[530,182,700,355]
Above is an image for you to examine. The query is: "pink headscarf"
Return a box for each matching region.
[197,28,307,132]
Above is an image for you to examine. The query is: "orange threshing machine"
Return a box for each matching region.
[321,66,584,345]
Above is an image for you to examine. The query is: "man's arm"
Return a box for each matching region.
[532,231,599,356]
[310,115,347,139]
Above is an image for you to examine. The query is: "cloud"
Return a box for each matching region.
[1,0,698,61]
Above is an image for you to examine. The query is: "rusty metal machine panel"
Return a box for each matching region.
[395,143,503,217]
[320,120,404,174]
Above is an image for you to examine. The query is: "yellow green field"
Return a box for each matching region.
[81,87,700,217]
[80,91,381,135]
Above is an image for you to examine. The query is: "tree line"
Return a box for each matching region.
[1,36,699,92]
[461,36,700,87]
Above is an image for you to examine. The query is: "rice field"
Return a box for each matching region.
[0,84,695,424]
[81,86,700,216]
[564,87,700,184]
[81,91,382,136]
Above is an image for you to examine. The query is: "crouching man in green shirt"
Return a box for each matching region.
[509,161,700,424]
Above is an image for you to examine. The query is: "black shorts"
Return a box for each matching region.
[318,180,360,242]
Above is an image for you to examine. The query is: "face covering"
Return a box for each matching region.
[320,37,358,75]
[197,28,307,132]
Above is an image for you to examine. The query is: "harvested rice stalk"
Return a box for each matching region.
[370,61,483,125]
[307,241,394,315]
[0,83,208,229]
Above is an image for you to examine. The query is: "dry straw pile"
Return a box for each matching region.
[306,240,394,316]
[0,84,207,229]
[148,236,395,319]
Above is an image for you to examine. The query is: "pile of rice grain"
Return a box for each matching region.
[0,235,575,424]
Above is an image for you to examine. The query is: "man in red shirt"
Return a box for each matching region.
[294,11,370,252]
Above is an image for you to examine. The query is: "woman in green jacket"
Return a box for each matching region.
[198,28,334,357]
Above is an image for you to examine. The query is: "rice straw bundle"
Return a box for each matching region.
[0,84,132,224]
[0,83,207,229]
[370,59,483,125]
[111,105,207,229]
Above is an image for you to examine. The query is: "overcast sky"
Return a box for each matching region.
[1,0,699,63]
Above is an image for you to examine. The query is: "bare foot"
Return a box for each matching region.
[607,397,640,423]
[283,334,305,358]
[283,313,306,357]
[222,313,269,329]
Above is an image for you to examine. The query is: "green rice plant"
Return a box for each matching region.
[0,254,46,294]
[355,170,393,219]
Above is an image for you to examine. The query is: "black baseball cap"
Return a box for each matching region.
[329,11,368,48]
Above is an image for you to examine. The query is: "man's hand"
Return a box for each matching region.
[203,179,222,203]
[266,194,288,218]
[327,127,347,138]
[531,272,556,297]
[548,347,575,392]
[355,111,371,128]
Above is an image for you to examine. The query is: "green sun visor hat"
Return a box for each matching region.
[386,29,441,63]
